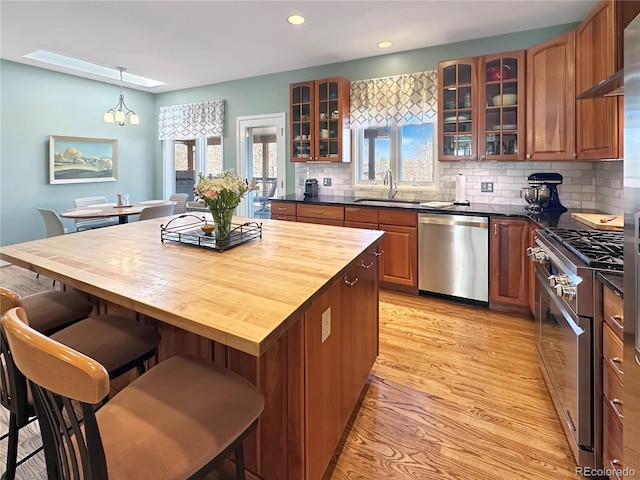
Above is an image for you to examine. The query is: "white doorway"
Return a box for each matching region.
[237,113,286,218]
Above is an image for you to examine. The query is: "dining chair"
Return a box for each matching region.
[73,196,118,231]
[36,208,67,285]
[168,193,189,215]
[138,203,175,221]
[37,208,65,238]
[0,288,160,480]
[2,306,265,480]
[0,287,94,480]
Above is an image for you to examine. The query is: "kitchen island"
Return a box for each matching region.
[0,215,384,480]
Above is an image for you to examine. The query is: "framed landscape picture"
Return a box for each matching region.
[49,135,118,184]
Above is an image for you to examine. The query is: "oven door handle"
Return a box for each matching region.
[536,268,585,336]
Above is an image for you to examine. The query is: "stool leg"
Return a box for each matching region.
[136,363,146,376]
[2,413,19,480]
[234,444,245,480]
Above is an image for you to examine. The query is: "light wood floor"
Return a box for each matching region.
[0,265,577,479]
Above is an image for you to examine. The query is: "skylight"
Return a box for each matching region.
[23,50,166,88]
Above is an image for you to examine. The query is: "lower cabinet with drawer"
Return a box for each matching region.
[297,204,345,226]
[272,202,418,293]
[600,281,624,478]
[270,201,297,221]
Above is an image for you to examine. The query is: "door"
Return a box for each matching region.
[237,113,286,218]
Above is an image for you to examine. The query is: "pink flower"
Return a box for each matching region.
[204,189,218,199]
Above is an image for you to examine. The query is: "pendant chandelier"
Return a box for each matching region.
[104,67,139,126]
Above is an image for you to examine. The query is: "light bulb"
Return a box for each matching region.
[104,112,114,123]
[115,110,125,123]
[129,114,139,125]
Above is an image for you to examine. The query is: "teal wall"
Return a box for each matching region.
[1,61,156,246]
[1,23,576,246]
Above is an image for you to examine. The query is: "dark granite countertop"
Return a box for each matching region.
[272,194,607,230]
[597,272,624,298]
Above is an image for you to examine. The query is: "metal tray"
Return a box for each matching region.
[160,214,262,252]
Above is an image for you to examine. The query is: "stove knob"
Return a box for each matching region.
[555,284,564,296]
[548,275,557,287]
[562,285,577,301]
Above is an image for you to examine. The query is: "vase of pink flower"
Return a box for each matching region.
[194,170,258,242]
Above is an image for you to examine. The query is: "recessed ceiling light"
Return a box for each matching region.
[23,50,166,88]
[287,14,305,25]
[377,41,393,49]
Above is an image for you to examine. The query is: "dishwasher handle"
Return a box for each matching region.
[419,214,488,229]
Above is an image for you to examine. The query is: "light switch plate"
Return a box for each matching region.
[323,178,331,186]
[321,307,331,343]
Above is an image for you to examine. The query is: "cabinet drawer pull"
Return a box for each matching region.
[277,207,288,211]
[276,216,288,220]
[373,249,384,257]
[610,314,624,331]
[494,224,497,235]
[360,261,374,270]
[610,459,622,480]
[344,276,359,287]
[609,357,624,376]
[609,398,623,419]
[314,210,325,214]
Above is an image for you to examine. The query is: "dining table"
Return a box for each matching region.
[60,199,175,224]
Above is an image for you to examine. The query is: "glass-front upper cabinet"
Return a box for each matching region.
[290,81,314,162]
[315,77,350,162]
[438,58,478,161]
[290,77,350,163]
[478,51,526,161]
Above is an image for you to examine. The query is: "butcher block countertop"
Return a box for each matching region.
[0,215,384,356]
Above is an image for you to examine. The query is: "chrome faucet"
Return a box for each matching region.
[383,168,398,199]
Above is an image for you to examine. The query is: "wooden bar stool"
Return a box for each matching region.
[0,288,160,480]
[1,307,265,480]
[1,288,94,480]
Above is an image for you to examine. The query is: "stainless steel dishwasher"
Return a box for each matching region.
[418,213,489,303]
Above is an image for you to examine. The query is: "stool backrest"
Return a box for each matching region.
[1,307,110,479]
[0,289,29,425]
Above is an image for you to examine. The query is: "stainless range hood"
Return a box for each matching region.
[577,69,624,99]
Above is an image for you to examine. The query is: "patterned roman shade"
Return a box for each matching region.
[158,100,224,140]
[350,71,437,128]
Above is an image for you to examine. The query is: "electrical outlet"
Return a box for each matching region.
[323,178,331,186]
[63,227,68,234]
[481,182,494,193]
[321,307,331,343]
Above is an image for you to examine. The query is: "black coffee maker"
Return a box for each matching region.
[527,173,567,212]
[304,178,319,197]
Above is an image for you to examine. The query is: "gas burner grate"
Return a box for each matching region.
[545,228,624,270]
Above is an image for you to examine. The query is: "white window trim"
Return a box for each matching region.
[352,120,438,192]
[162,137,224,198]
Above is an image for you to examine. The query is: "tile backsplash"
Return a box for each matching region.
[294,160,623,214]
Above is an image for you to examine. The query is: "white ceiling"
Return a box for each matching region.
[1,0,597,93]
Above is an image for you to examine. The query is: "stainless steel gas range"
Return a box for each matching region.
[527,227,623,469]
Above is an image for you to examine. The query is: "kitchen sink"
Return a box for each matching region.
[353,198,421,208]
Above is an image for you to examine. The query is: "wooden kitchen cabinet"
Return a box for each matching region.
[290,77,350,163]
[576,0,619,160]
[270,201,296,221]
[379,210,418,293]
[526,31,576,161]
[340,249,379,426]
[296,204,345,226]
[478,50,526,161]
[528,222,537,316]
[304,246,380,480]
[438,58,478,161]
[489,217,529,313]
